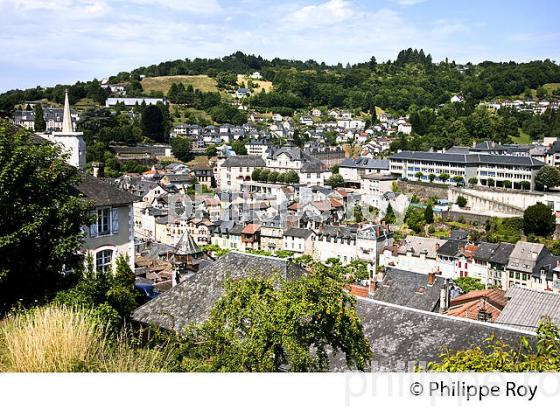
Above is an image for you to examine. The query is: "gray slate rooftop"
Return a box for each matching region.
[132,252,307,331]
[497,286,560,331]
[73,173,136,207]
[331,298,535,371]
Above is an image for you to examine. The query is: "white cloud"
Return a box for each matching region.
[431,19,469,37]
[390,0,426,6]
[284,0,356,28]
[122,0,222,14]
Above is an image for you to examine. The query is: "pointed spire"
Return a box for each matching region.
[174,230,202,256]
[62,89,73,133]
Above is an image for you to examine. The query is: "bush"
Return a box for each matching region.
[456,195,467,208]
[523,202,556,237]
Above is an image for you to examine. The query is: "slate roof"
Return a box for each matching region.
[284,227,313,238]
[473,242,500,262]
[398,236,445,259]
[371,268,447,312]
[340,157,390,170]
[221,155,266,168]
[489,243,515,265]
[132,252,307,330]
[389,151,544,167]
[330,298,534,371]
[73,173,136,207]
[497,286,560,330]
[437,239,467,257]
[507,241,545,273]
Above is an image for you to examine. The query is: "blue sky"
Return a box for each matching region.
[0,0,559,91]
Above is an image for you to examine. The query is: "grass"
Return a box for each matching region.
[511,128,532,144]
[0,305,175,372]
[544,83,560,93]
[237,74,273,93]
[141,74,219,95]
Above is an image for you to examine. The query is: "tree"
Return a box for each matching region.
[503,180,512,189]
[346,259,369,281]
[468,177,478,186]
[523,202,555,237]
[141,105,164,141]
[0,122,92,310]
[439,173,450,183]
[251,168,262,181]
[456,195,467,208]
[205,144,217,157]
[424,204,434,224]
[487,178,495,187]
[428,319,560,371]
[454,277,484,293]
[170,137,193,162]
[231,139,247,155]
[178,265,371,371]
[405,207,425,234]
[384,204,396,224]
[453,176,463,186]
[535,166,560,191]
[428,174,436,183]
[284,170,300,184]
[34,104,46,132]
[414,171,423,180]
[326,174,344,188]
[520,180,531,190]
[353,205,364,223]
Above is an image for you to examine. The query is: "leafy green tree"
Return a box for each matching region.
[523,202,555,237]
[331,164,340,174]
[503,180,512,189]
[231,139,247,155]
[267,171,279,183]
[326,174,344,188]
[424,204,434,224]
[454,277,484,293]
[428,319,560,371]
[439,173,450,183]
[456,195,467,208]
[170,137,193,162]
[346,259,369,281]
[486,217,523,243]
[453,176,463,186]
[520,181,531,190]
[468,177,478,186]
[487,178,495,187]
[384,204,396,224]
[0,122,92,310]
[535,166,560,191]
[178,265,371,371]
[251,168,262,181]
[34,104,46,132]
[141,105,164,141]
[285,170,300,184]
[405,207,425,234]
[205,144,217,157]
[428,174,436,183]
[353,205,364,223]
[414,171,423,180]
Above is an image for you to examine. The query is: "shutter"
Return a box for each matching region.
[111,208,119,234]
[90,212,98,237]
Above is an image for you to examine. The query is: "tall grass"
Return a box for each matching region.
[0,305,175,372]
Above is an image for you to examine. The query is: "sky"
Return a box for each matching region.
[0,0,559,91]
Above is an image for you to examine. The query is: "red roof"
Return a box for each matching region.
[241,224,261,235]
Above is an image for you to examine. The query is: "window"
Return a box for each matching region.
[97,208,111,235]
[96,249,113,273]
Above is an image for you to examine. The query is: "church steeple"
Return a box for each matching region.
[62,89,73,133]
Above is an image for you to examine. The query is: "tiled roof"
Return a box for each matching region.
[389,151,544,167]
[284,227,312,238]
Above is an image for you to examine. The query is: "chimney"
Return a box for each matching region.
[435,242,440,252]
[427,271,436,286]
[92,162,104,178]
[369,279,378,293]
[439,279,450,313]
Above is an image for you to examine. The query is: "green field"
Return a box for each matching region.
[141,75,219,95]
[510,128,532,144]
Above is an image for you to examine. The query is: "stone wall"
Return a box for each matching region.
[395,180,448,201]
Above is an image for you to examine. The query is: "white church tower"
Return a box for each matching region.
[42,90,86,170]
